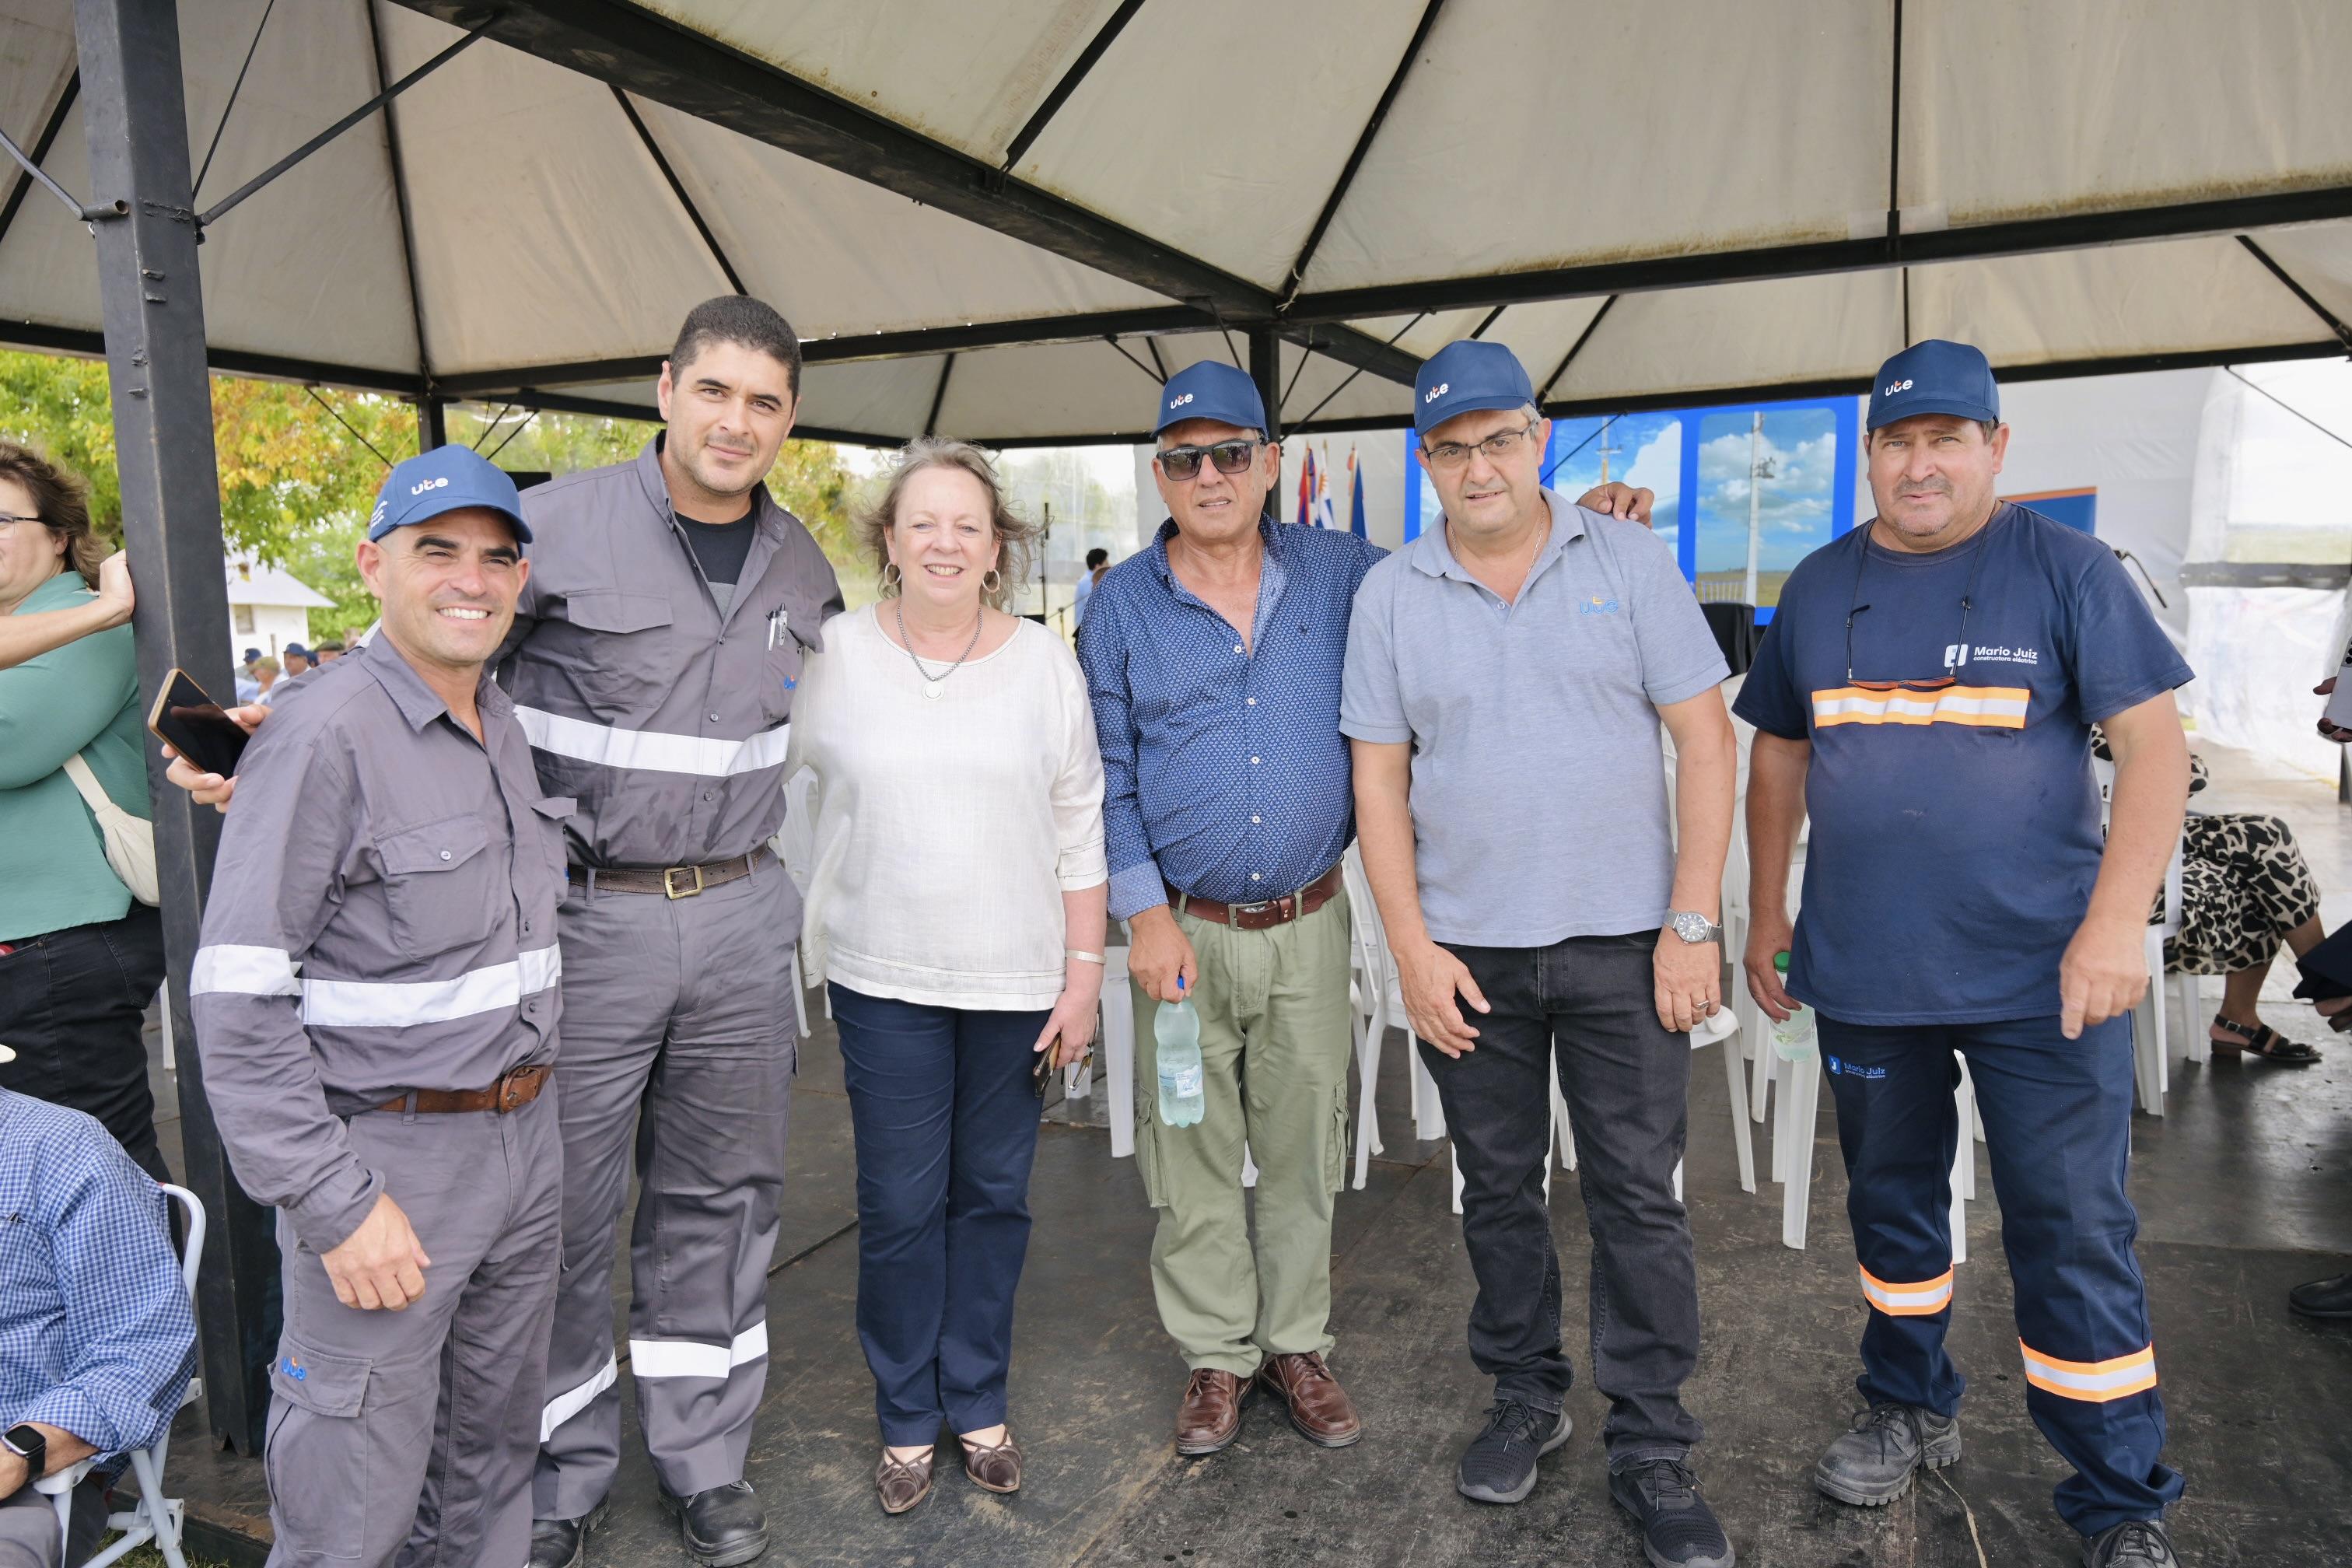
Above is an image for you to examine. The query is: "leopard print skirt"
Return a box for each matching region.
[2160,813,2322,976]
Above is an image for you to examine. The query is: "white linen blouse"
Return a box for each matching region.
[783,604,1108,1010]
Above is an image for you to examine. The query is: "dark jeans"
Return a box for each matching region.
[0,904,170,1184]
[1420,930,1703,1464]
[831,984,1048,1444]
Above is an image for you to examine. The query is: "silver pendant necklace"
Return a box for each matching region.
[894,597,984,699]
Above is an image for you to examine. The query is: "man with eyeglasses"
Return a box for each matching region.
[1344,340,1738,1565]
[1735,340,2193,1568]
[1081,358,1650,1462]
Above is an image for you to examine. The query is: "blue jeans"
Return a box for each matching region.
[830,985,1048,1444]
[1818,1012,2182,1537]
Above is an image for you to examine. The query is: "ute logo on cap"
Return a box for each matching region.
[409,476,450,495]
[1423,382,1449,403]
[1883,378,1914,395]
[1167,391,1194,411]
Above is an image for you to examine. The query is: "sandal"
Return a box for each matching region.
[959,1424,1024,1494]
[2209,1013,2322,1066]
[875,1446,935,1515]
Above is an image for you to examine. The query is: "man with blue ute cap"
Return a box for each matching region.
[191,445,568,1567]
[1737,339,2193,1568]
[1083,355,1654,1464]
[1345,339,1738,1566]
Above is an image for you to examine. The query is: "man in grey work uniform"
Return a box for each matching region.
[514,296,840,1568]
[191,446,564,1568]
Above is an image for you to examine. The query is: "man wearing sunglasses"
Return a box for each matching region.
[1735,341,2193,1568]
[1080,358,1649,1463]
[1344,339,1738,1566]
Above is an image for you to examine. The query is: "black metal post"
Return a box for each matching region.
[419,394,446,451]
[1249,328,1283,443]
[75,0,278,1454]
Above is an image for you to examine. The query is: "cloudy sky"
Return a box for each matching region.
[1692,407,1840,573]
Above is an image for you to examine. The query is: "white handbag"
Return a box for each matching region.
[61,751,160,906]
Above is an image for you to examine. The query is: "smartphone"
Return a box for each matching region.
[146,667,250,778]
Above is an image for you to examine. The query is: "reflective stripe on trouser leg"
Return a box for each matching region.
[1815,1017,1965,1416]
[1964,1013,2182,1538]
[628,868,797,1500]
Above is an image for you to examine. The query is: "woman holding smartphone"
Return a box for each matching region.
[784,439,1107,1515]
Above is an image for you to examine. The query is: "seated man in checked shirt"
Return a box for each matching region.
[0,1069,196,1568]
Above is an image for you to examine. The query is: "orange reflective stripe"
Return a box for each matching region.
[1857,1265,1953,1316]
[2018,1341,2158,1402]
[1811,685,2031,730]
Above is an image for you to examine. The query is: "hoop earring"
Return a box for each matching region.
[982,569,1003,595]
[880,562,903,594]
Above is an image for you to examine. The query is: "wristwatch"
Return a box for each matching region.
[2,1423,44,1484]
[1667,910,1723,945]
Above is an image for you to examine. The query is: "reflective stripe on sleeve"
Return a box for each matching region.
[1859,1265,1953,1316]
[539,1353,618,1442]
[299,945,562,1029]
[515,705,789,778]
[191,944,301,996]
[2018,1341,2158,1402]
[628,1321,769,1381]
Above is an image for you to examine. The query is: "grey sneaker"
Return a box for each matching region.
[1812,1403,1961,1506]
[2084,1518,2178,1566]
[1608,1458,1736,1568]
[1455,1399,1573,1504]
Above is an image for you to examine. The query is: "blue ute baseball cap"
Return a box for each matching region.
[1414,340,1538,437]
[368,444,531,544]
[1867,339,2000,432]
[1154,360,1265,436]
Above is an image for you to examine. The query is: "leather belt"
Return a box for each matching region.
[1168,863,1344,932]
[375,1063,550,1117]
[572,845,772,899]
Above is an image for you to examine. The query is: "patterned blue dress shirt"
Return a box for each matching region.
[0,1089,197,1469]
[1080,514,1384,920]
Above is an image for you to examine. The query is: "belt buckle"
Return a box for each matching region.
[1229,899,1272,927]
[495,1069,525,1113]
[663,864,705,900]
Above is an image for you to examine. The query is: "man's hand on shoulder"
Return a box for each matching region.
[1576,482,1654,526]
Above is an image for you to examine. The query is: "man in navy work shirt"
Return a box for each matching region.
[1736,340,2193,1568]
[1345,340,1738,1568]
[1080,359,1648,1463]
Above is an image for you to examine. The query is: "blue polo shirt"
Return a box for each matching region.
[1734,503,2193,1025]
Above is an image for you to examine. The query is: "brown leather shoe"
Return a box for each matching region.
[875,1447,934,1515]
[960,1425,1024,1493]
[1256,1352,1363,1447]
[1174,1368,1251,1456]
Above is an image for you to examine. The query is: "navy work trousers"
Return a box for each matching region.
[831,985,1049,1444]
[1817,1011,2184,1537]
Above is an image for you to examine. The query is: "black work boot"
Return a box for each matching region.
[1812,1402,1961,1506]
[527,1500,608,1568]
[2083,1517,2179,1566]
[1608,1457,1735,1568]
[2287,1271,2352,1318]
[659,1479,770,1566]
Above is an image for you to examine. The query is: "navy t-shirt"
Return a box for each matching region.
[1733,503,2193,1026]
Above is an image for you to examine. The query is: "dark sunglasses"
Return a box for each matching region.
[1157,439,1266,482]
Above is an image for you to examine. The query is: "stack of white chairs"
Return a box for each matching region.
[2091,757,2200,1115]
[37,1184,205,1568]
[1340,848,1445,1189]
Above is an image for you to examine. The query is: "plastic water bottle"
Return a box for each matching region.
[1155,975,1205,1128]
[1770,952,1816,1061]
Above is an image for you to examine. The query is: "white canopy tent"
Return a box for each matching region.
[2,0,2349,443]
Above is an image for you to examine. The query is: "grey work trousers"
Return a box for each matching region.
[263,1091,561,1567]
[533,865,796,1518]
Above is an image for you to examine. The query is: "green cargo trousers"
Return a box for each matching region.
[1131,890,1355,1377]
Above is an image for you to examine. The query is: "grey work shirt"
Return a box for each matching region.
[190,639,569,1253]
[499,439,845,894]
[1339,489,1728,947]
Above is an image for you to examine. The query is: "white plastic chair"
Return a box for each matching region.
[38,1183,204,1568]
[2092,758,2196,1115]
[771,768,822,1038]
[1078,945,1138,1159]
[1341,849,1445,1190]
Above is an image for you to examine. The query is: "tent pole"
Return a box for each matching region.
[1250,328,1283,443]
[74,0,278,1454]
[419,394,446,451]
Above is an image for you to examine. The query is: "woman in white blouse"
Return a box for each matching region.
[784,439,1108,1516]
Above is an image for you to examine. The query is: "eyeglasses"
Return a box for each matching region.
[1843,529,1993,687]
[1420,419,1538,471]
[0,513,41,527]
[1157,439,1267,482]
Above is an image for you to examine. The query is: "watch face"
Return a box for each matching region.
[1675,912,1713,942]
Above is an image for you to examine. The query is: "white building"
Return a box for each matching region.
[224,557,333,663]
